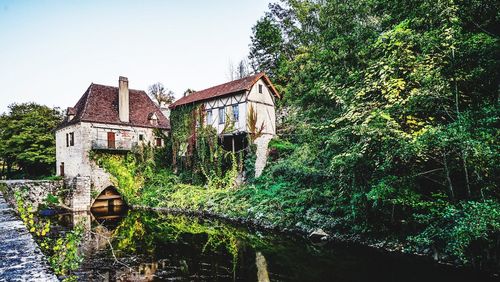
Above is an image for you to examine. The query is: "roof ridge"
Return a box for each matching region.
[194,72,264,93]
[91,82,147,93]
[80,83,93,120]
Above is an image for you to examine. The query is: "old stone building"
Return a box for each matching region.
[169,72,280,177]
[55,77,170,210]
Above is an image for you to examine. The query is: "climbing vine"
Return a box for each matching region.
[168,104,242,187]
[14,189,83,282]
[91,152,144,205]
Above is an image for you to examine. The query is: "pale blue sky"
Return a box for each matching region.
[0,0,270,113]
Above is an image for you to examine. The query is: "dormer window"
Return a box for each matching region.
[67,107,75,121]
[148,112,159,126]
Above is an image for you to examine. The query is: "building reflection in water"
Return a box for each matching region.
[62,206,271,282]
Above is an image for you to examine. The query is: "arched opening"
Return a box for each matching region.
[91,186,126,213]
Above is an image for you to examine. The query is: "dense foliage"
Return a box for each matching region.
[94,0,499,270]
[245,0,499,267]
[0,103,62,178]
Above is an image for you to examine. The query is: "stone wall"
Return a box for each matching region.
[64,176,91,211]
[0,180,64,210]
[0,178,91,212]
[254,134,274,178]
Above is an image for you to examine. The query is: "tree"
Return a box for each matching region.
[183,88,196,97]
[0,103,62,178]
[148,82,175,107]
[246,0,500,263]
[227,59,251,81]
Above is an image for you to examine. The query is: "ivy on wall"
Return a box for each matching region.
[168,104,242,187]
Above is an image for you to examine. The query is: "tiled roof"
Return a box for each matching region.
[169,72,280,109]
[59,83,170,129]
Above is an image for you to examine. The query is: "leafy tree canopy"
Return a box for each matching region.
[0,103,62,178]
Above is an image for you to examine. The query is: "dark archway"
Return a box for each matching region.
[91,186,126,210]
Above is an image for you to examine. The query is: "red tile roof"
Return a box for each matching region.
[169,72,280,109]
[59,83,170,129]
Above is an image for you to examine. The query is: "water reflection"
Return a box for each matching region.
[46,209,497,282]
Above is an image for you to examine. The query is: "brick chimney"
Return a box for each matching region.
[118,76,129,122]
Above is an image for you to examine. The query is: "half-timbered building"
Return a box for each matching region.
[169,72,280,176]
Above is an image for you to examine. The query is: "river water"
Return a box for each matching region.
[42,207,496,282]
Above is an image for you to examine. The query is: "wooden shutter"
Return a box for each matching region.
[107,132,115,149]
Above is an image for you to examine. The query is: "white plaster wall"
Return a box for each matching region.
[246,78,277,136]
[203,93,247,134]
[199,79,276,136]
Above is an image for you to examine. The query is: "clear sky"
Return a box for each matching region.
[0,0,270,114]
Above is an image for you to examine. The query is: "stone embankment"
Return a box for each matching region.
[0,178,91,211]
[0,193,58,281]
[0,180,64,210]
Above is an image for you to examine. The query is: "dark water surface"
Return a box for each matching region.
[44,208,497,282]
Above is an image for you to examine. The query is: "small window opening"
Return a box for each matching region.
[218,107,225,124]
[258,84,263,93]
[139,134,144,141]
[207,110,213,125]
[156,138,162,147]
[232,104,239,121]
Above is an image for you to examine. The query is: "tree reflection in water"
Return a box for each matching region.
[46,208,498,282]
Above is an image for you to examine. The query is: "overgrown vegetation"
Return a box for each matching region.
[97,0,500,270]
[244,0,500,268]
[17,0,493,272]
[14,189,83,282]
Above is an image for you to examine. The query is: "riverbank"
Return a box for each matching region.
[0,193,58,281]
[89,147,500,277]
[130,203,499,278]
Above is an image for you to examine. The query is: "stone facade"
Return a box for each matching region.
[56,122,162,179]
[55,77,170,210]
[0,180,63,210]
[65,177,91,211]
[0,179,91,212]
[55,121,165,208]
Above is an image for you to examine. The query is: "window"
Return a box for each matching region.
[156,137,162,147]
[218,107,225,124]
[258,84,263,93]
[66,132,74,147]
[139,134,144,141]
[206,110,212,125]
[232,104,239,122]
